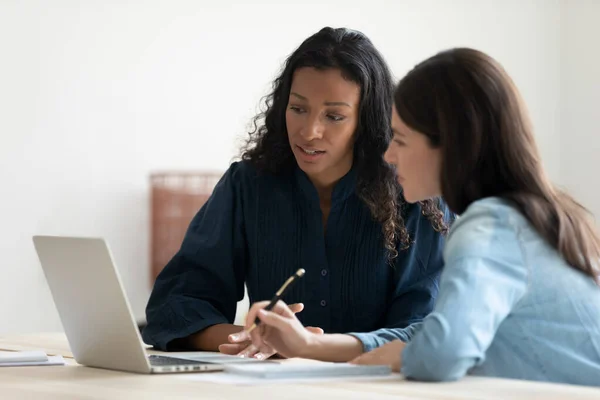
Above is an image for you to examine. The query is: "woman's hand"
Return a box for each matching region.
[219,303,322,360]
[218,328,275,360]
[350,339,406,372]
[243,300,324,359]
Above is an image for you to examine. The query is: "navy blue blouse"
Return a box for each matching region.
[142,161,449,351]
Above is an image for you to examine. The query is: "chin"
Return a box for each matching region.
[402,195,418,204]
[400,188,421,204]
[404,190,440,204]
[295,158,325,173]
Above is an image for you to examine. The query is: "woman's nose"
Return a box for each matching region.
[299,115,323,141]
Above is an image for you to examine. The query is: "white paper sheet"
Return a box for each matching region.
[0,350,49,363]
[0,355,65,367]
[179,371,401,386]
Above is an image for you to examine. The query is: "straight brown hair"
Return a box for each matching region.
[395,48,600,282]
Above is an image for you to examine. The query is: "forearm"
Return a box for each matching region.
[302,334,364,362]
[173,323,244,351]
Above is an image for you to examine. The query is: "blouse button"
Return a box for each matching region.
[320,300,327,307]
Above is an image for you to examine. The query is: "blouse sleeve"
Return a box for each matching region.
[142,162,249,350]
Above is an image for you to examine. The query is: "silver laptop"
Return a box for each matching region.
[32,235,227,374]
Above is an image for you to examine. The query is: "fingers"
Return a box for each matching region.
[349,355,363,365]
[242,300,310,359]
[349,346,383,366]
[245,300,296,331]
[218,343,248,355]
[245,301,271,329]
[237,343,260,358]
[247,310,292,353]
[306,326,324,335]
[352,340,404,372]
[267,301,297,318]
[288,303,304,314]
[248,320,270,350]
[349,346,391,367]
[236,338,276,359]
[256,308,293,331]
[350,353,373,365]
[254,349,276,360]
[228,330,251,343]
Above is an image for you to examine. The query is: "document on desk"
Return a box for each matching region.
[181,362,397,385]
[225,363,391,378]
[0,351,65,367]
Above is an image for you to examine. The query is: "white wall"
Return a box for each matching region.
[560,0,600,217]
[0,0,562,334]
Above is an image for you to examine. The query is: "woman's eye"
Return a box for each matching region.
[327,114,345,122]
[289,106,305,114]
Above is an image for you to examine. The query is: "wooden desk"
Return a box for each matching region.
[0,333,598,400]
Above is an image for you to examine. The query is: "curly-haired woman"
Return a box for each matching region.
[142,27,452,361]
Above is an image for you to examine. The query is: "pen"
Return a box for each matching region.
[246,268,306,334]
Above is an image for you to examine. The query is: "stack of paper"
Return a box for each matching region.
[181,362,397,386]
[0,350,65,367]
[224,363,391,378]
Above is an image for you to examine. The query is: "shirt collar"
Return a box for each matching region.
[294,164,357,208]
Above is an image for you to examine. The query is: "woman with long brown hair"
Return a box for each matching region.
[349,48,600,385]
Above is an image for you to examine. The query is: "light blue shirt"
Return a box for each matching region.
[401,197,600,386]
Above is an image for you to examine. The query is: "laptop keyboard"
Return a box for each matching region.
[148,355,209,366]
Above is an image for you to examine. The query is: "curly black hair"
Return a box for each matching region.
[241,27,448,259]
